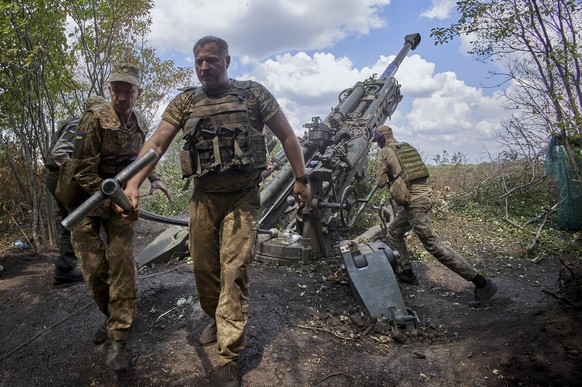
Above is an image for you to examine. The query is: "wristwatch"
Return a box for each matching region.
[295,174,311,184]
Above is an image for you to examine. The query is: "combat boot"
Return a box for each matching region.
[53,266,84,285]
[397,269,419,285]
[93,321,108,345]
[199,321,217,346]
[106,340,128,371]
[469,279,498,307]
[215,361,239,387]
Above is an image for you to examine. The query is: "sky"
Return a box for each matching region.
[147,0,510,164]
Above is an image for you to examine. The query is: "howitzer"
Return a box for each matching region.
[61,149,158,231]
[256,33,421,265]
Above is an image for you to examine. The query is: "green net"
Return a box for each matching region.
[545,137,582,230]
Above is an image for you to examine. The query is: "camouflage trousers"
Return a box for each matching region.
[188,187,259,366]
[71,206,136,342]
[387,195,479,281]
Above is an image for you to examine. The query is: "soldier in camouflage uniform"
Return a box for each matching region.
[46,96,106,285]
[70,64,171,371]
[374,124,498,307]
[123,36,310,387]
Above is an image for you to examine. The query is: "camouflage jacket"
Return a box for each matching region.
[71,103,159,195]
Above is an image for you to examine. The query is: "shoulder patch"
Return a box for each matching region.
[89,103,120,129]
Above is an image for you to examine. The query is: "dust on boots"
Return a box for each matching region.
[105,340,128,371]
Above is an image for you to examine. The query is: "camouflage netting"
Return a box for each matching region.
[545,137,582,230]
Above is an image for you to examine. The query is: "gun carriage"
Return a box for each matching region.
[256,33,422,267]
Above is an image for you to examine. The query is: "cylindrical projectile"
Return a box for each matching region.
[328,82,366,128]
[101,178,132,211]
[61,149,159,231]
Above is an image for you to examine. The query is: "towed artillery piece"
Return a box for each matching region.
[257,33,421,266]
[254,33,422,330]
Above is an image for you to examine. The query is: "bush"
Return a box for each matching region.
[140,157,191,217]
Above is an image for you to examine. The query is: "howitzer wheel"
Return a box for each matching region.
[340,185,358,228]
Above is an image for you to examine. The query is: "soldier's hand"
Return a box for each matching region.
[293,181,311,208]
[121,208,139,222]
[149,179,172,202]
[124,185,140,209]
[111,202,139,222]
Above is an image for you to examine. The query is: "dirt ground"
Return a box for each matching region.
[1,214,581,387]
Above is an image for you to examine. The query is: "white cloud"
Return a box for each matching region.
[151,0,391,60]
[148,0,509,163]
[242,51,376,134]
[420,0,457,20]
[398,70,507,162]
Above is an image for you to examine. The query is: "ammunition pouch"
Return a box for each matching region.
[179,81,267,179]
[55,160,87,211]
[181,122,267,178]
[390,175,410,206]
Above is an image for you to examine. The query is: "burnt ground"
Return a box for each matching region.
[0,213,581,387]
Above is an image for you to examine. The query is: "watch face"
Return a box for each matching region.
[296,175,310,184]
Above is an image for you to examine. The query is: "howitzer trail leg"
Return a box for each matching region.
[342,242,418,330]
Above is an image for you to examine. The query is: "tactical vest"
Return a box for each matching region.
[386,142,429,183]
[180,80,268,178]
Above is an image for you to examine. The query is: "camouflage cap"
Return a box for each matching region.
[84,95,106,110]
[108,63,141,86]
[376,125,393,136]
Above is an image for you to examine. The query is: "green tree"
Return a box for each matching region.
[431,0,581,179]
[0,0,75,245]
[64,0,194,129]
[0,0,194,246]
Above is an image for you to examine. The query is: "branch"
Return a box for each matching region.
[525,211,549,255]
[315,372,354,385]
[294,324,356,341]
[500,173,548,199]
[524,203,557,225]
[2,204,37,254]
[541,289,575,306]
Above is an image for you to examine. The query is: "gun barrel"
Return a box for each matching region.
[380,33,421,80]
[328,82,366,128]
[61,149,159,231]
